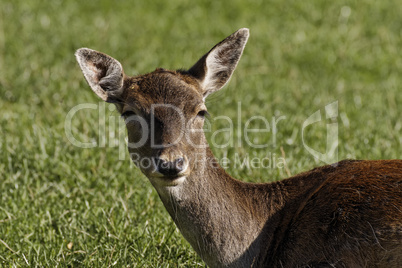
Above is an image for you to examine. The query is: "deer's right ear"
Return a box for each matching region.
[75,48,124,102]
[188,28,249,98]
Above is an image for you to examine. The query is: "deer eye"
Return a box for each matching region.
[197,110,208,118]
[121,110,136,118]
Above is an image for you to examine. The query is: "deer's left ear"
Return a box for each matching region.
[188,28,249,98]
[75,48,125,102]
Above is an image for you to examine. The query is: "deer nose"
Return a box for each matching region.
[154,157,186,177]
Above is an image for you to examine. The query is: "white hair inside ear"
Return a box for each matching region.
[188,28,249,99]
[75,48,125,102]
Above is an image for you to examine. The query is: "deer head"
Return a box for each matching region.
[75,28,249,188]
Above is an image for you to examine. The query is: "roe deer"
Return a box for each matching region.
[75,28,402,267]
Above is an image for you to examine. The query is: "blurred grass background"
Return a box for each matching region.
[0,0,401,266]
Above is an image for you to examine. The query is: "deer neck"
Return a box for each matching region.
[150,147,287,267]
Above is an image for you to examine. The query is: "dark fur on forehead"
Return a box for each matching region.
[123,69,203,114]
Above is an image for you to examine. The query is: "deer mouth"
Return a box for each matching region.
[147,157,189,185]
[148,173,187,187]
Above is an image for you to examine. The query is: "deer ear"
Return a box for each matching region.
[188,28,249,98]
[75,48,124,102]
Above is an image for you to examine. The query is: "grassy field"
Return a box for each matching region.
[0,0,401,266]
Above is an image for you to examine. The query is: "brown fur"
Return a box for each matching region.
[76,29,402,267]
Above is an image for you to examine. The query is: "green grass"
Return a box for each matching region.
[0,0,401,266]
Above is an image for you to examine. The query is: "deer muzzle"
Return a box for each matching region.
[152,156,188,178]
